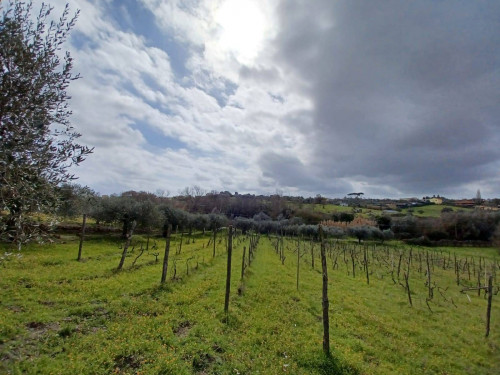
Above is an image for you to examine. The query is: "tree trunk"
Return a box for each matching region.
[117,221,136,270]
[161,224,172,284]
[122,218,129,239]
[77,214,87,261]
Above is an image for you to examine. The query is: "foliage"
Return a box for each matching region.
[391,215,419,239]
[348,226,374,243]
[441,211,500,242]
[333,212,355,225]
[136,200,162,233]
[252,211,271,222]
[294,208,326,224]
[56,183,97,218]
[234,216,254,234]
[0,1,92,248]
[207,213,228,230]
[375,215,391,230]
[91,196,142,238]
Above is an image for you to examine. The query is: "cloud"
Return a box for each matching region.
[38,0,500,199]
[259,152,352,195]
[273,0,500,197]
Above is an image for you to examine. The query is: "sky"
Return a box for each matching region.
[42,0,500,199]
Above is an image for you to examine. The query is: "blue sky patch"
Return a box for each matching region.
[107,0,191,78]
[131,122,186,150]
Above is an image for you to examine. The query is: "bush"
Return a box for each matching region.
[376,216,392,230]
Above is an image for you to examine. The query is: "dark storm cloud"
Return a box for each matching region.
[274,0,500,196]
[259,152,352,194]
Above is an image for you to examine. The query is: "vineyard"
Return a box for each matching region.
[0,230,499,374]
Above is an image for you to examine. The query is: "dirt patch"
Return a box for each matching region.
[6,305,24,313]
[26,321,60,334]
[212,343,224,353]
[113,353,144,373]
[192,352,215,372]
[1,321,61,365]
[173,320,192,338]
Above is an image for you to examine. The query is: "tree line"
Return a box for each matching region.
[52,184,500,246]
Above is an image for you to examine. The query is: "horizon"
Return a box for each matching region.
[93,186,495,202]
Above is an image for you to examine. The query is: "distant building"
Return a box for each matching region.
[478,205,499,211]
[429,197,443,205]
[423,195,443,205]
[454,199,476,208]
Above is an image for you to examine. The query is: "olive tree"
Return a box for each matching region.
[0,2,92,249]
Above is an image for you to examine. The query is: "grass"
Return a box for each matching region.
[297,202,475,219]
[0,233,499,374]
[402,204,472,217]
[299,203,375,219]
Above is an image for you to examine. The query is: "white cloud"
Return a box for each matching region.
[49,0,310,196]
[42,0,499,199]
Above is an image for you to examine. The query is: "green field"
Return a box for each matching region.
[299,202,474,219]
[300,204,374,219]
[306,204,354,214]
[0,233,499,374]
[401,204,472,218]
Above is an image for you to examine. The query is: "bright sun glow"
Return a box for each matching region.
[215,0,268,64]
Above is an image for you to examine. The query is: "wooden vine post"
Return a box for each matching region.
[319,225,330,355]
[364,246,370,285]
[77,214,87,261]
[224,226,233,316]
[426,251,433,299]
[296,241,300,291]
[486,275,493,338]
[213,227,217,258]
[311,240,314,269]
[177,232,183,254]
[241,246,246,280]
[461,274,494,338]
[161,224,172,284]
